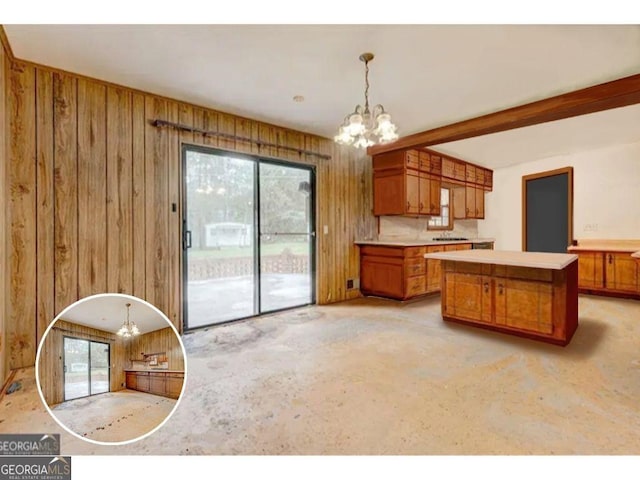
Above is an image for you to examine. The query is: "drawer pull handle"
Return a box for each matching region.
[484,282,489,294]
[608,254,613,264]
[498,283,504,295]
[419,202,424,211]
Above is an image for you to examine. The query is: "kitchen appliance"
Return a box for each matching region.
[472,242,494,250]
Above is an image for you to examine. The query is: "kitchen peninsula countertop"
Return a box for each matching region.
[355,238,495,247]
[424,249,577,270]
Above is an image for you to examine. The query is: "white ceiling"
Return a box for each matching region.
[5,24,640,168]
[59,295,173,335]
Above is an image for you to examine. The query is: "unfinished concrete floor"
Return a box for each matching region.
[1,294,640,454]
[49,390,176,443]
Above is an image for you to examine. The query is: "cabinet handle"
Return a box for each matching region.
[475,208,479,215]
[608,254,612,264]
[498,283,504,295]
[483,282,489,294]
[431,203,435,210]
[466,208,469,214]
[419,202,424,211]
[407,201,410,210]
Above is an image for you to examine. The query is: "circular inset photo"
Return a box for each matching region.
[36,294,187,445]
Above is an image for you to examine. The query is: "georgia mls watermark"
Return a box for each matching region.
[0,435,60,456]
[0,456,71,480]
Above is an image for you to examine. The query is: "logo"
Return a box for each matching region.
[0,435,60,456]
[0,456,71,480]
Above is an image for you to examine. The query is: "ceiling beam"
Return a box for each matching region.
[367,73,640,156]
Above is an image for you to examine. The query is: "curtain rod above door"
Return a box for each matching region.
[151,119,332,160]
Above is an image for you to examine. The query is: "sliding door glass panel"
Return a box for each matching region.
[184,149,256,327]
[90,341,110,395]
[259,162,314,313]
[64,338,89,401]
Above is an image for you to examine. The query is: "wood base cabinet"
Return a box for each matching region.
[125,371,184,399]
[571,249,639,298]
[360,243,473,300]
[441,260,578,346]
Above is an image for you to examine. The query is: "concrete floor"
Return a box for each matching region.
[50,390,177,443]
[1,294,640,454]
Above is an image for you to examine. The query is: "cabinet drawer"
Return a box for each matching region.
[404,246,426,258]
[406,150,420,170]
[405,257,426,276]
[360,245,404,258]
[429,154,442,175]
[150,372,165,377]
[405,275,426,297]
[465,164,476,183]
[166,372,184,378]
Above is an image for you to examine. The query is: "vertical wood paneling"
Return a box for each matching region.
[127,327,184,371]
[9,62,37,369]
[37,319,127,406]
[77,79,107,298]
[144,96,170,315]
[131,93,146,300]
[36,69,55,341]
[106,86,133,294]
[53,72,78,315]
[0,45,8,383]
[6,59,376,368]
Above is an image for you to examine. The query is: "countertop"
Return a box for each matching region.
[567,240,640,253]
[124,369,185,374]
[632,252,640,259]
[355,238,495,247]
[424,249,578,270]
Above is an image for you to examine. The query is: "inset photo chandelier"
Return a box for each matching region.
[334,52,399,149]
[117,302,140,337]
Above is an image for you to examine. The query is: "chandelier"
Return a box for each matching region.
[117,303,140,337]
[334,52,399,149]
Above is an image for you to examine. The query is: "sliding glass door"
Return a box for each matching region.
[183,146,315,330]
[63,337,110,401]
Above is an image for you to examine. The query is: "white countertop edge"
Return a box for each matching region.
[424,250,578,270]
[355,238,495,247]
[632,251,640,259]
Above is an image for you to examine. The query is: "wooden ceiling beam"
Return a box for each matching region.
[367,73,640,156]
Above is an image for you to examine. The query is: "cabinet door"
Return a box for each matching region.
[150,375,166,396]
[136,374,150,392]
[418,173,430,214]
[444,273,492,323]
[373,170,405,215]
[465,185,476,218]
[605,252,638,292]
[452,187,466,220]
[577,252,604,289]
[494,279,553,334]
[475,188,485,218]
[361,258,404,299]
[166,376,184,399]
[428,177,441,215]
[406,171,420,214]
[426,246,443,292]
[125,373,136,390]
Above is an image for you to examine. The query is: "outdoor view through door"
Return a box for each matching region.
[183,146,315,329]
[63,337,110,401]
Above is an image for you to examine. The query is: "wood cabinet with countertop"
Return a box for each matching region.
[125,370,184,399]
[357,240,491,300]
[426,250,579,346]
[567,240,640,299]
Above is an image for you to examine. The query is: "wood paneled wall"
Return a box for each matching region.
[0,35,8,387]
[7,58,375,370]
[37,320,127,406]
[126,327,184,371]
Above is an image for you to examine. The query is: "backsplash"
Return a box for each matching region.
[377,216,479,240]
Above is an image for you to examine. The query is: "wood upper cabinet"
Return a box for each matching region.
[444,273,492,323]
[494,278,553,334]
[372,148,491,217]
[577,252,604,289]
[605,252,638,292]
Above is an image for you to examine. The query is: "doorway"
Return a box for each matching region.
[522,167,573,253]
[63,337,110,401]
[182,146,316,330]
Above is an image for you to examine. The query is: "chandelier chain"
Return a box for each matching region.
[364,59,370,114]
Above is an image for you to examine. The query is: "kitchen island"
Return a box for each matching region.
[424,250,579,346]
